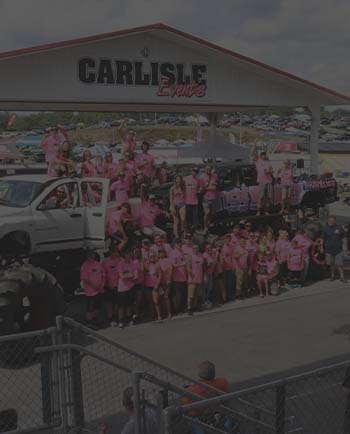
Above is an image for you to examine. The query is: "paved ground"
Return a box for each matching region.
[101,279,350,384]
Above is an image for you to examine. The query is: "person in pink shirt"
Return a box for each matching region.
[170,239,188,314]
[287,240,304,287]
[277,160,294,213]
[150,234,172,257]
[108,203,133,250]
[81,150,97,178]
[110,172,130,207]
[124,151,137,194]
[246,232,259,293]
[41,126,67,166]
[187,244,204,315]
[139,195,167,237]
[266,230,276,254]
[117,119,137,156]
[184,167,200,230]
[199,166,218,233]
[158,249,172,319]
[203,244,216,307]
[292,230,314,282]
[102,244,120,325]
[144,252,161,321]
[117,250,137,328]
[240,221,253,239]
[265,250,279,292]
[104,152,118,180]
[234,238,249,299]
[255,251,269,297]
[132,247,145,324]
[221,234,235,300]
[213,246,227,304]
[95,155,105,177]
[251,145,274,215]
[170,175,186,238]
[182,234,194,260]
[80,250,105,324]
[136,142,155,179]
[275,230,291,287]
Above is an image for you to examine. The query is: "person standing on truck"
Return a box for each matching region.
[40,125,67,168]
[199,166,219,233]
[323,215,348,282]
[277,160,295,214]
[136,141,155,180]
[184,167,200,230]
[251,144,274,215]
[117,119,137,157]
[81,150,97,178]
[80,250,105,325]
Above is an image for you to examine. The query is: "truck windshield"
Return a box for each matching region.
[0,180,44,208]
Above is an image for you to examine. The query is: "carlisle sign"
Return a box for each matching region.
[78,58,208,98]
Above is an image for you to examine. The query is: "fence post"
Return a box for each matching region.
[343,366,350,434]
[56,316,69,433]
[39,331,52,425]
[162,406,178,434]
[156,389,169,434]
[132,371,143,434]
[275,382,286,434]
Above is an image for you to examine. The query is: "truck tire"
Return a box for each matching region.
[0,232,31,257]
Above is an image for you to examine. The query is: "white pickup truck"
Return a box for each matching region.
[0,175,122,256]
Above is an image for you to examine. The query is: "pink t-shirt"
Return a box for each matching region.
[203,252,216,275]
[125,160,136,185]
[102,256,120,290]
[182,244,194,259]
[170,249,187,282]
[95,163,105,177]
[133,259,144,285]
[108,210,127,236]
[292,234,312,257]
[279,168,294,186]
[117,260,136,292]
[199,173,218,201]
[246,241,259,269]
[266,258,278,276]
[82,161,96,178]
[221,244,234,271]
[256,159,273,184]
[159,258,172,285]
[275,239,291,263]
[266,239,276,253]
[288,248,304,271]
[80,260,105,296]
[144,262,158,288]
[184,175,199,205]
[141,247,151,263]
[234,246,249,270]
[136,152,155,178]
[139,202,161,227]
[188,253,204,284]
[110,180,129,206]
[150,243,172,257]
[230,234,240,247]
[104,162,118,180]
[172,186,185,205]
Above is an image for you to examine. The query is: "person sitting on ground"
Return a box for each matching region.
[181,361,229,416]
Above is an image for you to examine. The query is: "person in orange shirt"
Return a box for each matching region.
[181,361,229,415]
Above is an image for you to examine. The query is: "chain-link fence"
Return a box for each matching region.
[0,328,61,434]
[163,361,350,434]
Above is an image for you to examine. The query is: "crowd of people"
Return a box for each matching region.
[39,123,349,329]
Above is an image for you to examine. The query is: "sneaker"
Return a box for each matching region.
[187,309,193,316]
[110,321,118,328]
[118,323,125,329]
[330,277,335,282]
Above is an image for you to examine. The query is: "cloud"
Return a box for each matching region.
[0,0,349,96]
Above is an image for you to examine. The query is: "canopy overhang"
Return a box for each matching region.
[0,23,348,112]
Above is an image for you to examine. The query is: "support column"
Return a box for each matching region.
[309,105,321,175]
[205,112,223,139]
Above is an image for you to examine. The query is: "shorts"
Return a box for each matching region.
[214,272,224,280]
[174,202,186,210]
[281,185,293,192]
[259,183,273,197]
[86,294,102,313]
[289,270,301,281]
[118,290,134,307]
[202,198,215,207]
[144,286,154,293]
[278,262,288,278]
[326,252,344,267]
[104,289,118,305]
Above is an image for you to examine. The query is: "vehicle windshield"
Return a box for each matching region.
[0,180,44,208]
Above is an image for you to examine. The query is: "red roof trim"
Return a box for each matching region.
[0,22,349,102]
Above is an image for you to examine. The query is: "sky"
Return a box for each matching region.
[0,0,349,97]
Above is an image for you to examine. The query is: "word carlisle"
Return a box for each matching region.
[78,58,208,98]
